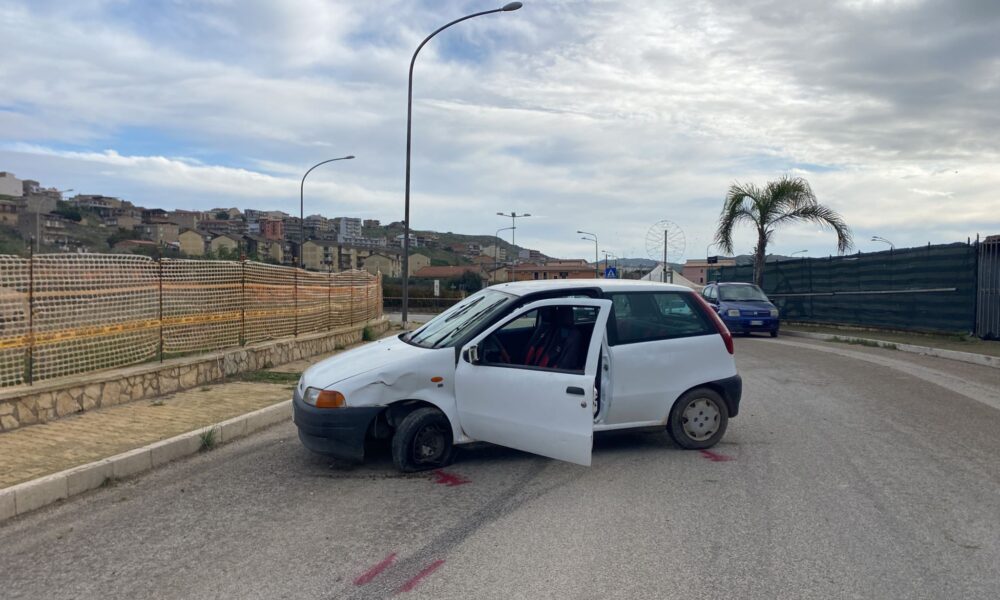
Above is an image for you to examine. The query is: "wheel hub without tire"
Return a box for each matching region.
[681,397,720,441]
[414,425,445,462]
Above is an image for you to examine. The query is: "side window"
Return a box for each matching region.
[572,306,598,324]
[611,294,631,318]
[608,292,714,345]
[480,304,595,372]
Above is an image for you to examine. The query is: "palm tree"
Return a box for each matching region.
[714,176,853,287]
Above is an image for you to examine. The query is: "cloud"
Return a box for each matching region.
[1,0,998,260]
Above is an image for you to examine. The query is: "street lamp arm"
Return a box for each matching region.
[299,155,354,266]
[403,4,522,322]
[301,156,354,186]
[409,10,505,78]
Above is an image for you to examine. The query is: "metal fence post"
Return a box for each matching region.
[970,237,978,336]
[327,261,333,331]
[293,264,299,337]
[26,242,34,386]
[240,258,247,346]
[158,255,164,362]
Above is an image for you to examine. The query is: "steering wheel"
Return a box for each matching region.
[483,335,511,364]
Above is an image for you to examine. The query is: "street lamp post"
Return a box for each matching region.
[402,2,524,325]
[494,226,515,283]
[300,156,354,267]
[871,236,895,250]
[603,251,617,277]
[496,211,531,260]
[578,230,598,277]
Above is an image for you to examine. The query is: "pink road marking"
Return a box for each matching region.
[354,553,397,586]
[396,559,445,594]
[432,470,470,486]
[699,449,734,462]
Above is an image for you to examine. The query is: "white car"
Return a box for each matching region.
[294,280,741,472]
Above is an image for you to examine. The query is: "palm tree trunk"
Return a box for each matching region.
[753,231,767,287]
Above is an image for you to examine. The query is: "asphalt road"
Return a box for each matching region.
[2,337,999,599]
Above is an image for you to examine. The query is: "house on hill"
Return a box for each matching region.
[413,265,485,280]
[508,261,595,281]
[179,229,208,256]
[209,233,241,255]
[244,235,283,263]
[362,252,401,277]
[408,253,431,274]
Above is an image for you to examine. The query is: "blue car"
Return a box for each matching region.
[700,282,780,337]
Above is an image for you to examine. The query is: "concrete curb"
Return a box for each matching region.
[782,330,999,370]
[0,400,291,524]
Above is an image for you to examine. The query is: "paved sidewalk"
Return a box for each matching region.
[0,381,292,489]
[0,326,401,490]
[783,323,1000,357]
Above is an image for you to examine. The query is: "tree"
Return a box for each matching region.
[54,201,83,222]
[105,227,133,249]
[214,211,230,220]
[449,270,483,293]
[714,176,852,286]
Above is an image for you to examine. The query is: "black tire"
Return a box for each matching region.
[391,407,454,473]
[770,330,779,338]
[667,388,729,450]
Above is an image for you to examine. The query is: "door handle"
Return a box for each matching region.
[566,386,585,396]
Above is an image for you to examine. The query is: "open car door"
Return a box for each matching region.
[455,298,612,466]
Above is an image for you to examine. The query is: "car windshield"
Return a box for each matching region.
[404,289,514,349]
[719,285,770,302]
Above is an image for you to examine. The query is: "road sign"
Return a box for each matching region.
[433,279,440,297]
[604,267,618,279]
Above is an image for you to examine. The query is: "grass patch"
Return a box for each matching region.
[362,325,376,341]
[199,428,218,452]
[100,476,121,488]
[830,336,898,350]
[235,370,302,384]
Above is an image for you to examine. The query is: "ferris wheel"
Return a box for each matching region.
[645,220,686,265]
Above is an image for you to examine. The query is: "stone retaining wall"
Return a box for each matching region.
[0,318,389,432]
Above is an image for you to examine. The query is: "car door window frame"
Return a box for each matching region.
[473,302,604,375]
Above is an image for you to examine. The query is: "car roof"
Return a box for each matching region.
[715,282,755,286]
[488,278,693,297]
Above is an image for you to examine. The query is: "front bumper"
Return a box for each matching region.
[293,394,382,462]
[721,315,779,333]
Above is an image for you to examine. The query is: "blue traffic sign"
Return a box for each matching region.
[604,267,618,279]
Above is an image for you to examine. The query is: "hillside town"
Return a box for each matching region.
[0,170,611,286]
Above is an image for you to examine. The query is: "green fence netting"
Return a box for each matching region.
[708,243,978,334]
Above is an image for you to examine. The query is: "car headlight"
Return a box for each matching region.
[303,387,346,408]
[727,309,741,317]
[770,308,779,317]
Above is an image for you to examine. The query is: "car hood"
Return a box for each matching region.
[301,334,431,388]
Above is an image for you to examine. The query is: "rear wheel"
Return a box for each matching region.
[667,388,729,450]
[391,407,454,473]
[770,330,779,338]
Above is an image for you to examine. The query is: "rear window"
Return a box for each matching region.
[607,292,714,345]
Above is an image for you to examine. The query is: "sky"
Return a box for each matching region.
[1,0,998,261]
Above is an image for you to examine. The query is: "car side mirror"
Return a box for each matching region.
[463,345,480,364]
